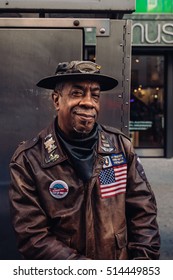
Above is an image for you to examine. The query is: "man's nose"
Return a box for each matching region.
[79,92,94,107]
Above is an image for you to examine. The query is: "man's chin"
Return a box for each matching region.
[73,126,92,135]
[72,123,94,136]
[71,118,96,137]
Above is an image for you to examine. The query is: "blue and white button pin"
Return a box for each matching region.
[49,180,69,199]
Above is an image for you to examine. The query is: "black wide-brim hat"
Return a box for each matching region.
[36,61,118,91]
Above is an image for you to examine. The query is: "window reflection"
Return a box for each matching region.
[130,55,164,148]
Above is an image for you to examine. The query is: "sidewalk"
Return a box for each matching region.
[141,157,173,260]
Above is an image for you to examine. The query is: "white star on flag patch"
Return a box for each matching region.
[99,164,127,199]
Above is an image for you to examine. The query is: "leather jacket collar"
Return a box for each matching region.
[40,118,117,169]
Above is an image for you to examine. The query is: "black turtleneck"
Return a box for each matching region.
[56,122,99,182]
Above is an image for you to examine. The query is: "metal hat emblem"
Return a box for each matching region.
[49,180,69,199]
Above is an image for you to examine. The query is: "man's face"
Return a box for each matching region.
[52,80,101,138]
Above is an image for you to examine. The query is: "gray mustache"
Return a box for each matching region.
[73,108,96,117]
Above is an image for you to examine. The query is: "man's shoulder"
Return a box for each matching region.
[100,124,130,141]
[11,121,55,162]
[11,136,40,162]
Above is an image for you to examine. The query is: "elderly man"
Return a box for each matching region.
[9,61,160,260]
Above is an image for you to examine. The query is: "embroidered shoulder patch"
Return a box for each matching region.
[136,155,148,182]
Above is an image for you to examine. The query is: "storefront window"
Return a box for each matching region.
[130,55,164,148]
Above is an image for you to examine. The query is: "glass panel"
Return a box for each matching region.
[130,55,164,148]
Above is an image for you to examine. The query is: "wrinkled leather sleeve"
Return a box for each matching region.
[9,160,88,260]
[122,137,160,259]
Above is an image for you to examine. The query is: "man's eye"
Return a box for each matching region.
[71,90,83,97]
[92,94,100,101]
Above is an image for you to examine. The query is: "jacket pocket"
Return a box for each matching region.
[115,226,128,259]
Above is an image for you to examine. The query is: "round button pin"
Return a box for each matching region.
[49,180,69,199]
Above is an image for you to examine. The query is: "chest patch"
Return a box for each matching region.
[99,153,127,199]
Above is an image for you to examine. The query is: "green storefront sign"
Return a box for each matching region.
[126,13,173,46]
[136,0,173,13]
[132,17,173,46]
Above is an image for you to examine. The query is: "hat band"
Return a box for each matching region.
[56,61,101,75]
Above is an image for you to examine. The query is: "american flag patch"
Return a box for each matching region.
[99,164,127,199]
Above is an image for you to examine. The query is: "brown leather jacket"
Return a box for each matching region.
[9,119,160,260]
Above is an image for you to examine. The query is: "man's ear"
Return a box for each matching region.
[52,91,60,111]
